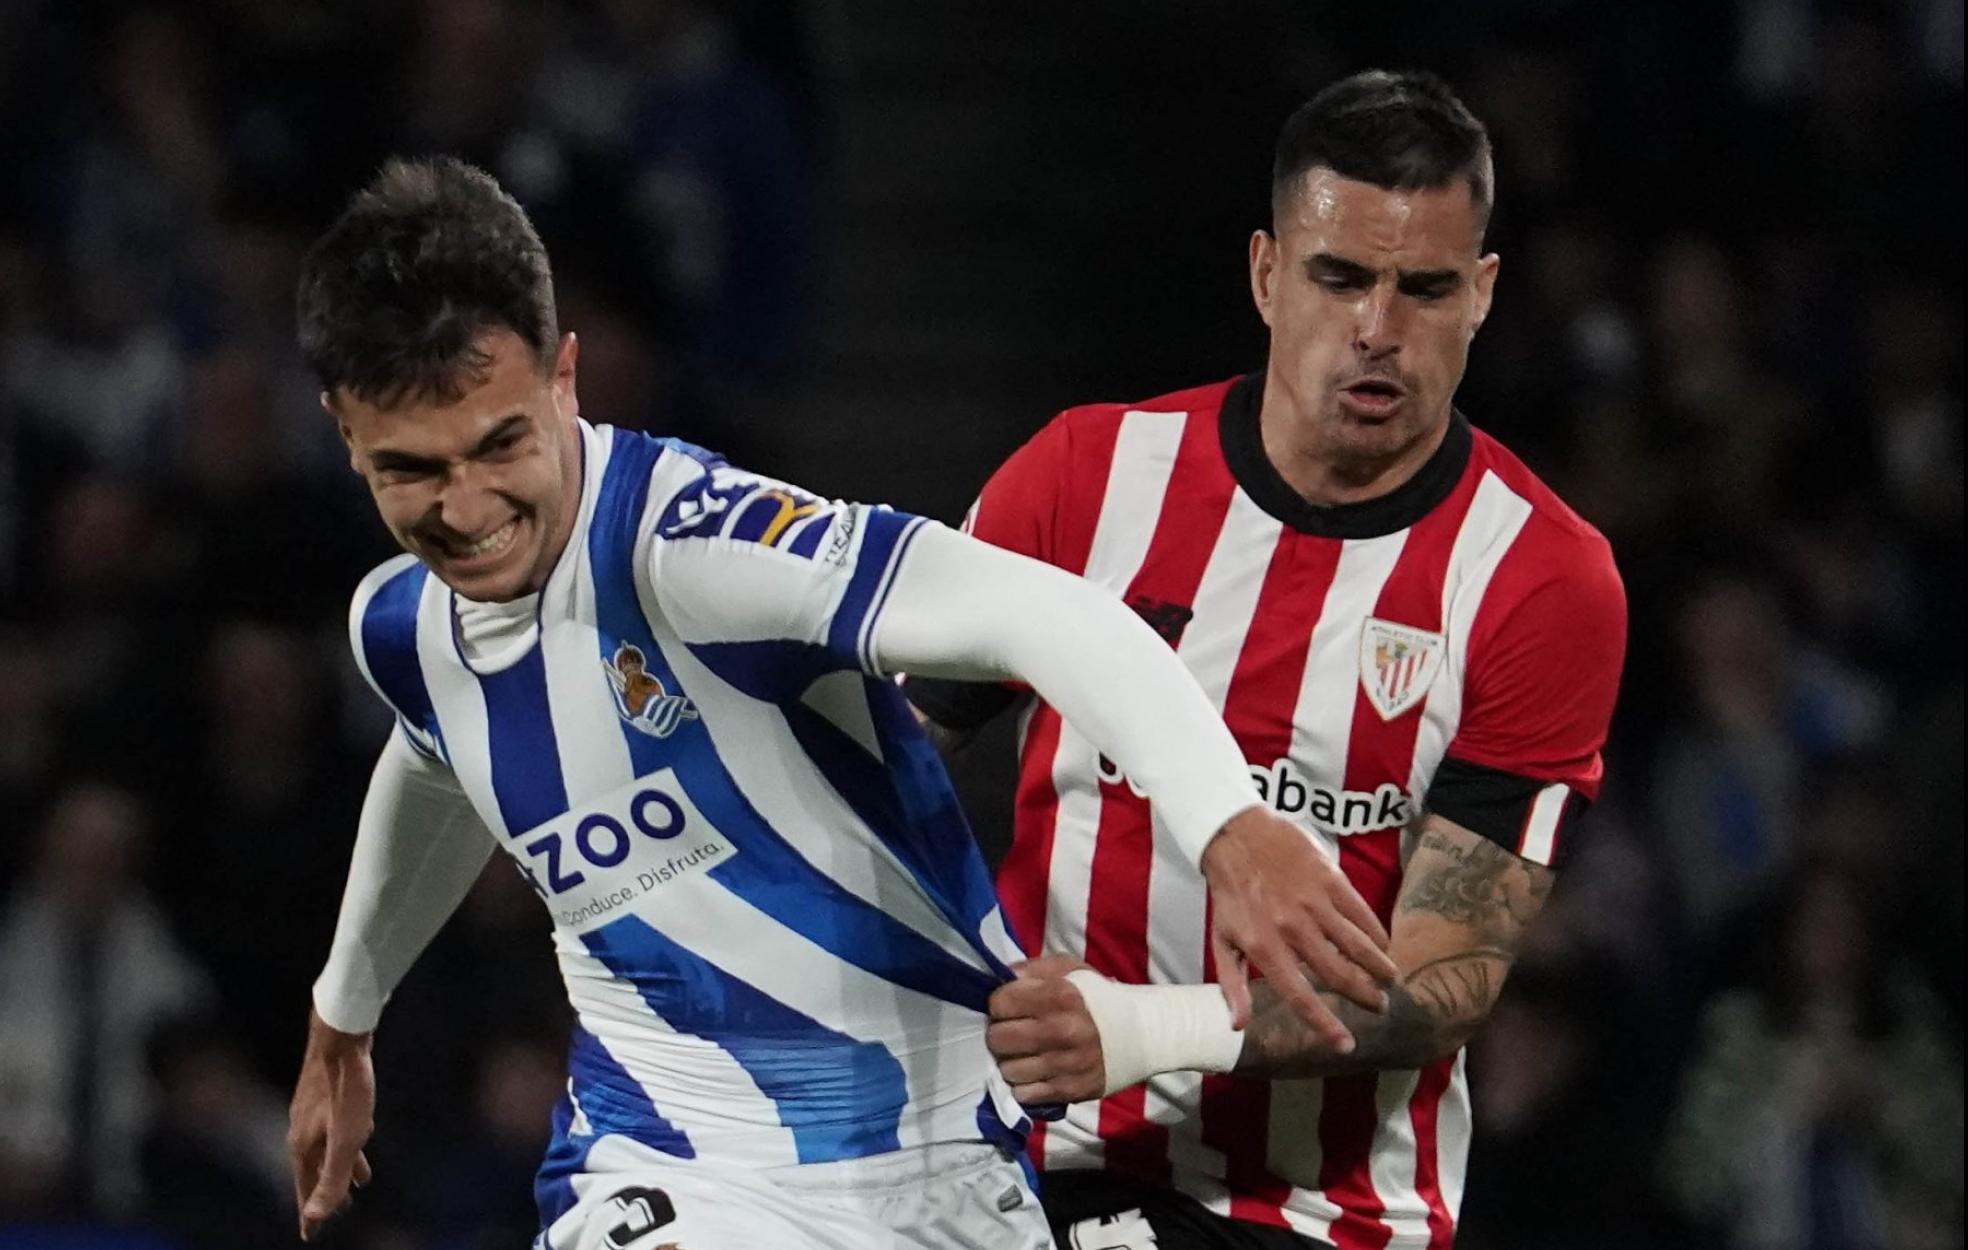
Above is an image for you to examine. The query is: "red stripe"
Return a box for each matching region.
[998,706,1063,955]
[995,410,1128,955]
[1196,531,1339,1225]
[1320,477,1484,1248]
[1408,1056,1458,1247]
[1087,410,1237,1187]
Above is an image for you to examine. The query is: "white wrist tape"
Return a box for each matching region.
[1066,969,1246,1097]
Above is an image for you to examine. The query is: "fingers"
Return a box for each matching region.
[1304,935,1392,1016]
[1251,944,1355,1054]
[353,1151,373,1188]
[302,1119,368,1236]
[1323,869,1396,964]
[988,973,1084,1024]
[1009,953,1088,980]
[289,1133,321,1238]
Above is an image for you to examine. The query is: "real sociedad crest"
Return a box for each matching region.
[1359,618,1446,721]
[603,642,699,738]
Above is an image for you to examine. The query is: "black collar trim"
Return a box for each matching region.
[1217,372,1472,539]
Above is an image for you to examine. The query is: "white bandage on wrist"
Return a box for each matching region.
[1066,969,1246,1097]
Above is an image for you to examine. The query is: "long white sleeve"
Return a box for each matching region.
[873,521,1260,865]
[312,729,498,1033]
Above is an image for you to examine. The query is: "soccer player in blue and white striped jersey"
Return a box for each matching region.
[285,157,1397,1250]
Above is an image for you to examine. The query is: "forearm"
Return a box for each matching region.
[875,523,1259,861]
[1237,947,1511,1076]
[1237,819,1550,1077]
[313,731,496,1033]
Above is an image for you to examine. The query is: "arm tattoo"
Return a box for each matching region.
[1237,819,1553,1078]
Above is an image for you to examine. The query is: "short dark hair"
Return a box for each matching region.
[297,156,558,408]
[1272,70,1494,241]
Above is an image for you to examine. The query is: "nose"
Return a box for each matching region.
[1354,284,1404,359]
[434,462,500,537]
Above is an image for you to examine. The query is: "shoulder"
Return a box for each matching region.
[1468,427,1624,621]
[348,552,429,666]
[1039,377,1237,448]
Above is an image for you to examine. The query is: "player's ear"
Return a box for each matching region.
[322,392,360,468]
[552,332,579,419]
[1470,252,1501,336]
[1249,230,1279,328]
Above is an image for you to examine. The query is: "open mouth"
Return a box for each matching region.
[437,517,521,564]
[1340,379,1406,414]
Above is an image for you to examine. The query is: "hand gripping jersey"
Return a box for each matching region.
[908,375,1627,1250]
[345,421,1033,1231]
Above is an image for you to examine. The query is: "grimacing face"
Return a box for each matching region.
[1251,168,1499,472]
[331,328,583,603]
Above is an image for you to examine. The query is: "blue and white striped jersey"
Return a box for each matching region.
[345,421,1032,1225]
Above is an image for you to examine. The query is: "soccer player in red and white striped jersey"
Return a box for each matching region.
[907,71,1626,1250]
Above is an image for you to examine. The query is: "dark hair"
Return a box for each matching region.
[1272,70,1494,240]
[296,156,558,408]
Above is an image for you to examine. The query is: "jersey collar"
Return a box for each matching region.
[1217,371,1472,539]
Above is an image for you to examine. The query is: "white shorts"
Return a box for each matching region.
[540,1140,1054,1250]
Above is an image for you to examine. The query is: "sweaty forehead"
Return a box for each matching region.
[1280,169,1482,265]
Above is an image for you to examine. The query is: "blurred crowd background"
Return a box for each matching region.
[0,2,1960,1248]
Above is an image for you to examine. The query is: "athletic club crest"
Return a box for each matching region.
[603,642,699,738]
[1359,618,1446,721]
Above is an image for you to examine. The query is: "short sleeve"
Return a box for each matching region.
[649,468,930,694]
[904,418,1072,730]
[1427,532,1627,868]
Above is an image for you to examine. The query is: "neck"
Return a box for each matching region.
[1257,371,1451,509]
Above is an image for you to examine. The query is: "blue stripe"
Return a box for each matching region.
[779,689,1014,983]
[785,513,829,559]
[566,1027,694,1157]
[360,562,442,753]
[823,508,918,666]
[480,645,569,834]
[686,638,834,703]
[974,1088,1034,1187]
[583,916,906,1162]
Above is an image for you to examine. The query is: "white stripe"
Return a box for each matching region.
[859,514,928,674]
[1519,782,1570,865]
[1290,529,1410,855]
[649,612,995,979]
[1435,1052,1473,1219]
[543,426,637,803]
[1040,410,1185,965]
[1144,489,1281,1132]
[1408,471,1533,797]
[1367,1069,1429,1245]
[556,938,802,1166]
[631,874,996,1147]
[416,572,506,837]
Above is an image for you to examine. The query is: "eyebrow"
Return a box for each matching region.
[1305,252,1464,292]
[369,413,531,474]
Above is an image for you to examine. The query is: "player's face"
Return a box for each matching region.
[333,328,583,603]
[1251,169,1498,471]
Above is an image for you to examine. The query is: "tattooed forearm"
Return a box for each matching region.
[1237,948,1515,1076]
[1234,816,1554,1078]
[1400,829,1552,938]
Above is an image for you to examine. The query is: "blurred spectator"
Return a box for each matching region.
[138,1013,291,1250]
[423,1031,568,1250]
[1655,573,1886,939]
[1661,862,1964,1249]
[0,782,211,1220]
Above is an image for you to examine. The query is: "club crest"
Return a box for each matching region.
[603,642,699,738]
[1358,618,1445,721]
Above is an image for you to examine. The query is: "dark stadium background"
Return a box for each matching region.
[0,2,1960,1248]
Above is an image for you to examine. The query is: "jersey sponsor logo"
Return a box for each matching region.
[509,770,735,930]
[1094,755,1415,836]
[605,642,700,738]
[1359,617,1446,720]
[747,488,823,548]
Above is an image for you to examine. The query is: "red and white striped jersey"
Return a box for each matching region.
[908,375,1626,1249]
